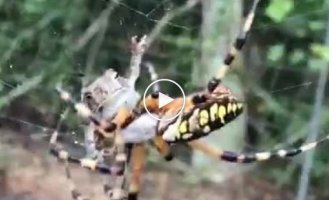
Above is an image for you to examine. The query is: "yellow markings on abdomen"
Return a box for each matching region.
[226,102,243,116]
[227,103,232,113]
[188,108,200,132]
[209,103,218,122]
[232,103,237,114]
[179,120,188,134]
[199,110,209,126]
[218,105,226,124]
[237,103,243,110]
[203,125,211,134]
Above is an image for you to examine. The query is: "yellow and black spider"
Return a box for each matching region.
[51,0,329,200]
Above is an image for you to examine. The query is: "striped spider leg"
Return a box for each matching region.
[158,0,329,163]
[80,35,149,200]
[98,0,263,198]
[52,65,163,200]
[53,0,329,199]
[106,0,262,166]
[50,88,118,200]
[80,35,148,159]
[104,0,329,195]
[50,35,153,200]
[53,86,155,200]
[53,78,163,200]
[80,67,141,200]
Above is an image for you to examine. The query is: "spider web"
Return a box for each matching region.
[0,0,197,147]
[0,78,315,143]
[0,0,327,145]
[108,0,192,30]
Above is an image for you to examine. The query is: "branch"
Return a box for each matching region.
[295,10,329,200]
[0,74,43,109]
[78,1,123,87]
[126,0,199,88]
[146,0,200,48]
[82,26,107,87]
[72,0,122,52]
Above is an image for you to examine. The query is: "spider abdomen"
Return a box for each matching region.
[162,99,243,143]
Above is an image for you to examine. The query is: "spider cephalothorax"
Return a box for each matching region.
[207,78,233,97]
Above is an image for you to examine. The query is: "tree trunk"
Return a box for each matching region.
[191,0,250,182]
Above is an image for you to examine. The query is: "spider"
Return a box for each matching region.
[51,0,329,199]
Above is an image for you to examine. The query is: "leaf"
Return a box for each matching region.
[267,44,284,62]
[24,0,46,14]
[308,58,324,72]
[289,49,305,64]
[176,36,193,47]
[309,21,325,31]
[311,43,329,61]
[265,0,294,23]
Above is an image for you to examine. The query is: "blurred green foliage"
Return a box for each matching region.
[266,0,294,22]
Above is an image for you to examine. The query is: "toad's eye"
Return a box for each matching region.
[84,92,92,100]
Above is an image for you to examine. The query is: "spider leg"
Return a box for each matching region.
[49,129,103,200]
[56,87,131,199]
[103,127,129,200]
[143,62,160,92]
[84,123,99,158]
[104,107,149,200]
[127,143,147,200]
[162,1,262,143]
[49,130,88,200]
[209,0,261,88]
[143,63,174,161]
[100,110,170,200]
[49,139,113,174]
[53,87,121,174]
[188,135,329,163]
[48,108,94,200]
[151,135,174,161]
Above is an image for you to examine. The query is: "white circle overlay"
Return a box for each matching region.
[143,79,186,121]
